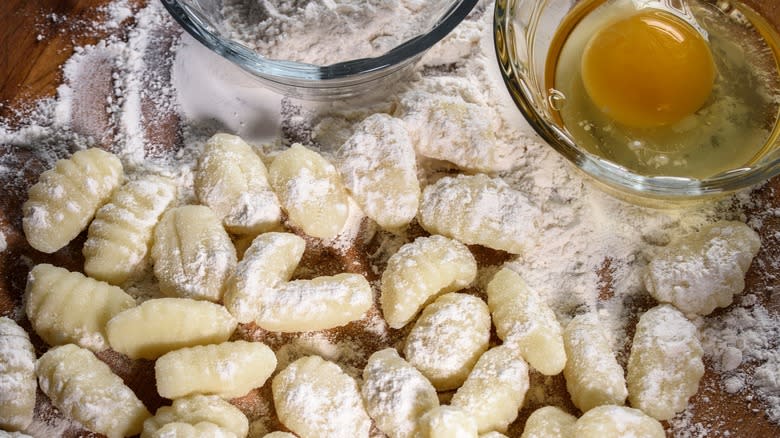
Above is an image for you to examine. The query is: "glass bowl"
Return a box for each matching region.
[161,0,479,100]
[494,0,780,203]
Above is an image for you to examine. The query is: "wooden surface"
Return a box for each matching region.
[1,1,780,437]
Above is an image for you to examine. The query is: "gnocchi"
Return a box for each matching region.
[152,205,237,302]
[145,422,237,438]
[195,133,282,235]
[106,297,237,360]
[22,148,124,253]
[268,143,349,240]
[83,175,176,284]
[381,235,477,329]
[519,406,576,438]
[361,348,439,438]
[261,433,296,438]
[155,340,277,399]
[24,263,135,351]
[223,232,306,323]
[254,273,373,332]
[451,345,530,434]
[486,267,566,375]
[36,344,151,438]
[141,394,248,438]
[0,431,33,438]
[643,221,761,315]
[404,293,491,391]
[562,313,628,412]
[572,405,664,438]
[0,317,36,431]
[272,355,371,438]
[627,304,704,420]
[336,113,420,230]
[418,174,540,254]
[417,406,478,438]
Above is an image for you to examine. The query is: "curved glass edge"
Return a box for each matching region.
[161,0,479,82]
[493,0,780,200]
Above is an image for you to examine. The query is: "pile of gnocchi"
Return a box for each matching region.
[0,123,762,438]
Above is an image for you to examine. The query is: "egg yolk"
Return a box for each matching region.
[580,9,716,128]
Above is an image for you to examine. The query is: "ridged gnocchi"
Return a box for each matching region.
[195,133,281,235]
[627,304,704,420]
[106,297,237,359]
[155,340,277,399]
[254,273,373,332]
[562,313,628,412]
[83,174,176,284]
[361,348,439,438]
[36,344,151,438]
[0,317,36,431]
[520,406,576,438]
[152,205,237,301]
[404,293,491,390]
[145,422,237,438]
[572,405,664,438]
[141,395,248,438]
[25,263,136,351]
[418,174,540,254]
[451,345,530,434]
[381,235,477,329]
[336,114,420,230]
[486,267,566,375]
[22,148,124,253]
[417,406,478,438]
[643,221,761,315]
[268,143,350,240]
[272,355,371,438]
[223,232,306,323]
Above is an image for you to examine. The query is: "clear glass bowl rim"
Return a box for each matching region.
[493,0,780,199]
[160,0,480,86]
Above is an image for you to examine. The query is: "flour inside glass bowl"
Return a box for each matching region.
[220,0,453,64]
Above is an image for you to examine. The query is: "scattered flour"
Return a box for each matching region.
[1,0,779,436]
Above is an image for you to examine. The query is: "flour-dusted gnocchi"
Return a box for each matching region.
[397,89,512,173]
[22,148,124,253]
[451,345,530,434]
[141,395,248,438]
[643,221,761,316]
[155,340,277,399]
[83,174,177,284]
[36,344,151,438]
[24,264,135,351]
[254,273,373,332]
[562,313,628,412]
[272,355,371,438]
[404,293,491,390]
[0,317,36,431]
[336,114,420,230]
[481,433,509,438]
[627,304,704,420]
[486,267,566,375]
[106,298,237,360]
[224,232,306,323]
[417,406,478,438]
[361,348,439,438]
[572,405,664,438]
[520,406,576,438]
[145,422,238,438]
[152,205,237,302]
[269,143,350,240]
[261,433,296,438]
[418,174,540,254]
[381,235,477,329]
[195,133,282,235]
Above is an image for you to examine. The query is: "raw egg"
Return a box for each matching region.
[580,9,716,128]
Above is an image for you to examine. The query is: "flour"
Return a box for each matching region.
[221,0,452,64]
[1,0,780,436]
